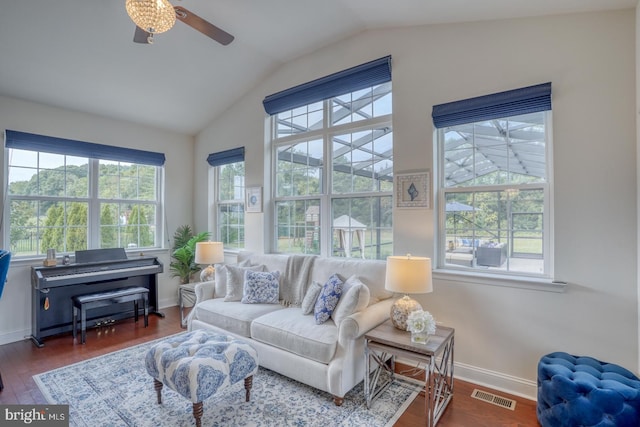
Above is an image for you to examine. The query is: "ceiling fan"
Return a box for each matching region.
[126,0,234,45]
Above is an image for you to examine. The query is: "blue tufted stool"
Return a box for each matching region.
[537,352,640,427]
[145,330,258,427]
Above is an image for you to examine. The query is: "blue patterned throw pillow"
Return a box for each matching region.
[241,270,280,304]
[314,274,343,324]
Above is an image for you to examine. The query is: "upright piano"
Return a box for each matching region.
[31,248,163,347]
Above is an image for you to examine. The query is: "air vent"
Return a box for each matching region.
[471,389,516,410]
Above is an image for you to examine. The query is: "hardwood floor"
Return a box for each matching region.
[0,306,539,426]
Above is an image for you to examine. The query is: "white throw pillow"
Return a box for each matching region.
[301,281,322,315]
[213,259,251,297]
[224,264,265,302]
[331,275,370,325]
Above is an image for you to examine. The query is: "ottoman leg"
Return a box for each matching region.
[192,401,203,427]
[153,379,163,404]
[244,375,253,402]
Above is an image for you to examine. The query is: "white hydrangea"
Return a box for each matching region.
[406,309,436,335]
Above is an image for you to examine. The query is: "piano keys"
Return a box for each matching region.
[30,248,163,347]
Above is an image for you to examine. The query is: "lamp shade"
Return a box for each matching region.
[385,254,433,294]
[125,0,176,34]
[194,242,224,265]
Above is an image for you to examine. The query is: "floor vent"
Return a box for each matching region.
[471,389,517,411]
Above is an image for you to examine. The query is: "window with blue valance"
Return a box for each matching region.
[206,147,245,167]
[431,82,552,128]
[4,130,166,166]
[262,55,392,115]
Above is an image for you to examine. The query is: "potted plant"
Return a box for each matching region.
[169,225,210,284]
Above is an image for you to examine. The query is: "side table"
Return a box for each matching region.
[178,283,197,328]
[364,320,454,427]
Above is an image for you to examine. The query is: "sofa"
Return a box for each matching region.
[188,251,394,405]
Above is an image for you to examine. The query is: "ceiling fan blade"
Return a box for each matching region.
[174,6,234,46]
[133,26,151,44]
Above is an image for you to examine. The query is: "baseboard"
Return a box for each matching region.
[0,328,31,346]
[158,298,177,310]
[396,357,537,401]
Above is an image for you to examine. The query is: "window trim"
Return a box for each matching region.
[434,111,554,280]
[4,140,165,258]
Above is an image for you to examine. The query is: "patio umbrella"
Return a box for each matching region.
[445,201,476,212]
[445,202,477,248]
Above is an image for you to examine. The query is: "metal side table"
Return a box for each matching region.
[178,283,197,328]
[364,320,454,427]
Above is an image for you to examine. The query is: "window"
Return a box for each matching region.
[264,57,393,259]
[432,83,552,277]
[5,130,164,257]
[207,147,245,250]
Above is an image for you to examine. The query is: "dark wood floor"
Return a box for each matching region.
[0,306,538,426]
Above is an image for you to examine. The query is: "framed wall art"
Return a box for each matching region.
[395,171,430,209]
[245,186,263,213]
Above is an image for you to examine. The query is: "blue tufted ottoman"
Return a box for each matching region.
[145,330,258,427]
[537,352,640,427]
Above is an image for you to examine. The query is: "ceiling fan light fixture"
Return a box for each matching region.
[126,0,176,35]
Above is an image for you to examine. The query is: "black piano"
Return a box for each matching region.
[30,248,163,347]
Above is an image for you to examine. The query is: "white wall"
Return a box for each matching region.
[195,9,637,398]
[0,95,195,345]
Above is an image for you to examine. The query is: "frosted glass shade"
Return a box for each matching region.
[385,255,433,294]
[125,0,176,34]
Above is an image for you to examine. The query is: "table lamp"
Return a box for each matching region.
[195,242,224,282]
[385,254,433,330]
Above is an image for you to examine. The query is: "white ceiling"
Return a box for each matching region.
[0,0,634,135]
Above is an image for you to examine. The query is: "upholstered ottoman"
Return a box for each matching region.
[145,330,258,427]
[537,352,640,427]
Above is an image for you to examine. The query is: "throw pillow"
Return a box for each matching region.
[313,274,343,325]
[224,264,265,302]
[331,275,370,325]
[242,270,281,304]
[213,259,252,297]
[301,281,322,315]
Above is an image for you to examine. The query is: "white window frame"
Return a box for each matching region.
[213,161,245,250]
[4,151,164,258]
[271,93,393,259]
[435,111,557,288]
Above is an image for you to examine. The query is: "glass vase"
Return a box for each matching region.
[411,331,430,344]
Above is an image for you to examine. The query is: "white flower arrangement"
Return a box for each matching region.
[406,309,436,335]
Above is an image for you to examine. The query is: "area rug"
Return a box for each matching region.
[34,333,420,426]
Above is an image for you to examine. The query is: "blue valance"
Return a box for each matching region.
[207,147,245,167]
[262,55,392,115]
[4,130,166,166]
[432,82,552,128]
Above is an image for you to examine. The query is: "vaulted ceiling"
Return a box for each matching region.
[0,0,634,135]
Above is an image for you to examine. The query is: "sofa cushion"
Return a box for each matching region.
[301,281,322,315]
[242,270,280,304]
[314,274,343,324]
[213,259,251,297]
[331,275,370,325]
[194,298,284,337]
[250,308,338,364]
[309,257,391,306]
[224,264,265,302]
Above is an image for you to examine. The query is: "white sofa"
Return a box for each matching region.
[188,251,393,405]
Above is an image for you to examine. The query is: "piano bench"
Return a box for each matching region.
[72,286,149,344]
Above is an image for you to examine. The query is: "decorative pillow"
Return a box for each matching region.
[313,274,343,325]
[331,275,370,325]
[242,271,281,304]
[224,264,265,302]
[213,259,252,297]
[301,281,322,315]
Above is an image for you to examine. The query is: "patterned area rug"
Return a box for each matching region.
[34,334,420,426]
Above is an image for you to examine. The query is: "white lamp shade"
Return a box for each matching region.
[385,255,433,294]
[194,242,224,265]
